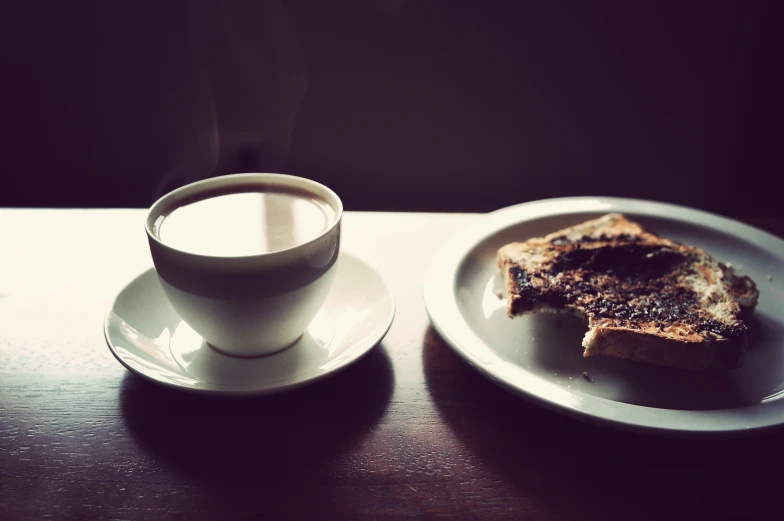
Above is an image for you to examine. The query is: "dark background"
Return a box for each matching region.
[1,0,782,214]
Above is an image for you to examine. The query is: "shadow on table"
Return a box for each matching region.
[121,345,393,490]
[422,327,784,519]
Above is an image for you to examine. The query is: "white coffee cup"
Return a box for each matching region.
[145,173,342,357]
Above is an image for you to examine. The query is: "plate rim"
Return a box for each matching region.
[423,196,784,436]
[105,252,396,396]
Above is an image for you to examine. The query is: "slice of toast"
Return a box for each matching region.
[496,213,759,370]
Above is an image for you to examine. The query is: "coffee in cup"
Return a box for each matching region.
[153,186,336,257]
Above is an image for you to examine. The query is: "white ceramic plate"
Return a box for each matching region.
[424,197,784,435]
[105,253,395,395]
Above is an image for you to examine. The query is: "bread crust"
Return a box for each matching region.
[497,213,759,370]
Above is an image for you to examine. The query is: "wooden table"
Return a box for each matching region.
[2,210,784,520]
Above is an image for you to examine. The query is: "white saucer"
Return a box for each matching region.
[105,253,395,395]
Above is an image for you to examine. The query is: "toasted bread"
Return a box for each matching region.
[497,213,759,370]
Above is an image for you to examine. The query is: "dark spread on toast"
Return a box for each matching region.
[498,213,758,369]
[508,241,746,341]
[550,233,643,246]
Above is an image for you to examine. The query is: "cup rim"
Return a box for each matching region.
[145,173,343,261]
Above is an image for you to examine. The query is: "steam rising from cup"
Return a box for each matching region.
[151,0,308,203]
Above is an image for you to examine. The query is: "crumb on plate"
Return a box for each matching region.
[582,371,593,382]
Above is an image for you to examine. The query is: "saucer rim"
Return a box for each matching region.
[104,253,396,396]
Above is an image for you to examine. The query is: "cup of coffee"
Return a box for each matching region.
[145,173,342,357]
